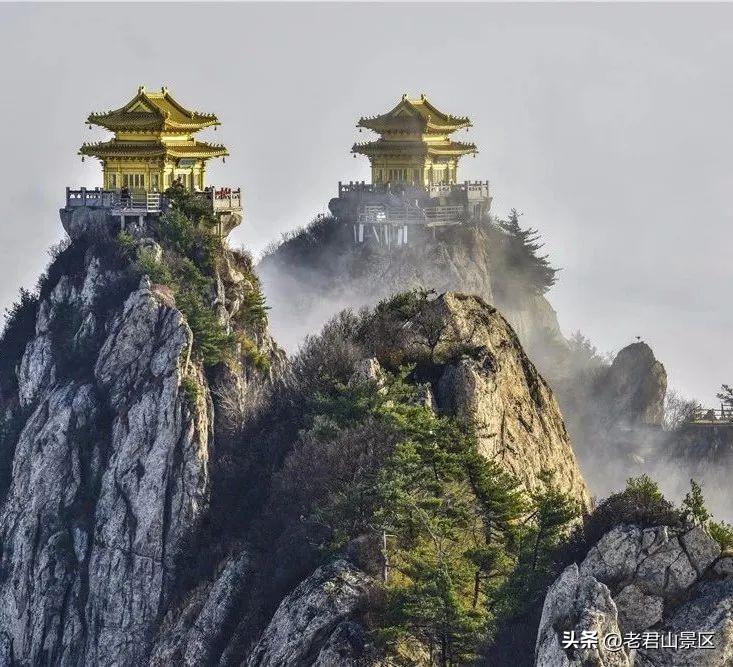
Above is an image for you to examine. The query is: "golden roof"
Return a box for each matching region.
[352,139,477,159]
[79,139,228,159]
[357,94,472,134]
[87,86,220,132]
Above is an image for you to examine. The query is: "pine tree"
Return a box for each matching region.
[682,479,711,525]
[498,209,559,295]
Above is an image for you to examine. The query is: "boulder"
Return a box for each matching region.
[246,560,373,667]
[536,524,725,666]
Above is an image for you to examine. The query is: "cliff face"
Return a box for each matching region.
[413,292,589,504]
[0,202,590,667]
[0,271,210,664]
[0,207,280,665]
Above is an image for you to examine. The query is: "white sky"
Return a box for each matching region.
[1,2,732,404]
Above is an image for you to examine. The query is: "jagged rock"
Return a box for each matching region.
[419,293,590,504]
[579,524,719,597]
[150,552,251,666]
[636,580,733,665]
[312,621,368,666]
[136,237,164,264]
[597,342,667,428]
[536,524,725,666]
[348,357,385,389]
[614,584,663,632]
[247,560,373,667]
[713,556,733,578]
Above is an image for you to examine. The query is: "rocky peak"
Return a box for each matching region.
[378,291,591,505]
[598,342,667,429]
[0,205,280,665]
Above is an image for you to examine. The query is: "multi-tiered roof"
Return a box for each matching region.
[351,94,478,189]
[353,94,477,162]
[80,86,228,163]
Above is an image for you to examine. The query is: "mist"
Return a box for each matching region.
[2,4,733,407]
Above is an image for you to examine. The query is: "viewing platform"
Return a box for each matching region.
[330,180,492,246]
[65,186,243,217]
[689,407,733,425]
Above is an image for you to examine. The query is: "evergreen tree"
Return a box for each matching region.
[717,384,733,407]
[498,209,559,296]
[682,479,711,525]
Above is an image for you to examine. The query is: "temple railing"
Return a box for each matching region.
[689,407,733,424]
[338,180,491,202]
[66,188,119,209]
[206,187,243,212]
[423,205,466,222]
[65,187,242,214]
[428,181,490,200]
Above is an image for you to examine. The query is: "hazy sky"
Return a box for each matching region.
[1,2,732,404]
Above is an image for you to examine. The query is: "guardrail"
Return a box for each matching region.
[66,188,118,208]
[424,205,466,222]
[690,407,733,423]
[209,187,242,212]
[66,187,242,215]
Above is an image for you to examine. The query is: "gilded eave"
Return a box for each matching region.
[87,86,220,133]
[79,139,229,160]
[357,96,472,135]
[352,139,478,158]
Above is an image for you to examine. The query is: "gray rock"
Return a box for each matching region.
[637,580,733,665]
[150,552,251,666]
[348,357,385,389]
[60,206,117,242]
[537,523,726,666]
[247,560,373,667]
[313,621,368,666]
[614,584,663,632]
[596,342,667,428]
[713,556,733,577]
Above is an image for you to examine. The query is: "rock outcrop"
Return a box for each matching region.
[0,274,210,665]
[376,292,591,505]
[595,342,667,429]
[0,212,279,665]
[536,523,731,666]
[247,560,373,667]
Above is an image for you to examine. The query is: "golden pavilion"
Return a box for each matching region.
[79,86,228,192]
[352,94,478,187]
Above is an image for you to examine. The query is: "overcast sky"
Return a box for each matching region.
[1,2,732,403]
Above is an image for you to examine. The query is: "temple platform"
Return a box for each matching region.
[63,186,243,238]
[328,180,492,246]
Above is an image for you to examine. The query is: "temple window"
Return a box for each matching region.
[123,174,145,189]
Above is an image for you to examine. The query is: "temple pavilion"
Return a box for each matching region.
[330,93,491,245]
[353,94,478,187]
[79,86,228,192]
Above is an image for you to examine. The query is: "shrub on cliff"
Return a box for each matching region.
[0,289,39,396]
